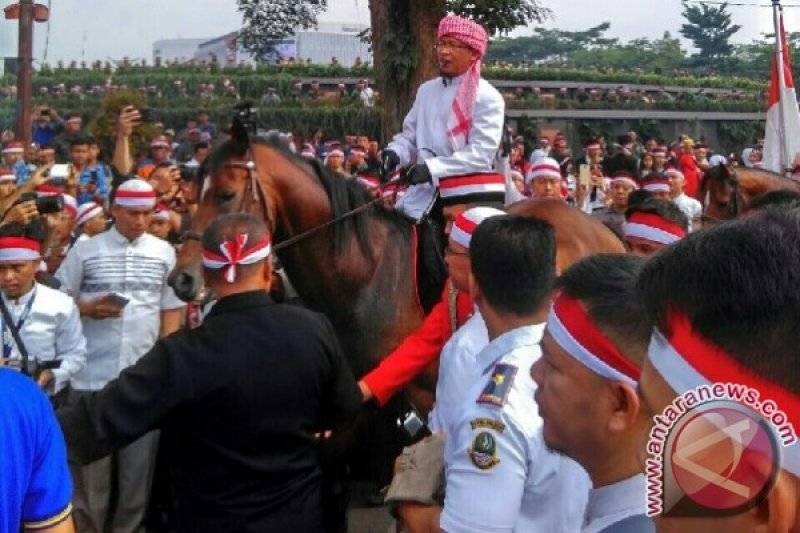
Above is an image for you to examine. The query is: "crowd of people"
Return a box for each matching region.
[1,11,798,533]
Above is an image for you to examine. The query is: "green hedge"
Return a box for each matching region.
[2,63,767,94]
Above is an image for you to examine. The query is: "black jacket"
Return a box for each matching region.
[58,290,361,532]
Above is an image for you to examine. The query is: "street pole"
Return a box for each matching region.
[14,0,33,146]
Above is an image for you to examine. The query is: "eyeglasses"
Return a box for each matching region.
[444,245,469,257]
[434,40,472,52]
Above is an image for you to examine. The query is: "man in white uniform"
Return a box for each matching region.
[0,223,85,394]
[56,178,185,533]
[398,216,589,532]
[532,254,654,533]
[380,15,505,222]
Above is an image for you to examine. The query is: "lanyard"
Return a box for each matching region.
[2,287,36,359]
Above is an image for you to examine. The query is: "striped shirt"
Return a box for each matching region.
[56,226,185,390]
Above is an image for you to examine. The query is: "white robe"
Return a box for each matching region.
[388,74,505,221]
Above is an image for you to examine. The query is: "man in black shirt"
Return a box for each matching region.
[57,213,361,533]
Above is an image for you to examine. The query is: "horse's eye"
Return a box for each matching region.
[216,190,236,203]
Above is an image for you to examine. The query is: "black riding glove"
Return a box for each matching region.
[406,163,432,186]
[380,150,400,183]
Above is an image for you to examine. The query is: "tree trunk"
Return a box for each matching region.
[370,0,445,141]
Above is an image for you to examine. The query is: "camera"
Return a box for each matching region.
[36,195,64,215]
[398,408,431,443]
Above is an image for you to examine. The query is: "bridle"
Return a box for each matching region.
[179,156,271,243]
[179,150,392,252]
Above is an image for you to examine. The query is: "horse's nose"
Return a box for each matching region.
[169,270,199,302]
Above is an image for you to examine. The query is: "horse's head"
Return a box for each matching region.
[700,163,740,224]
[169,110,261,301]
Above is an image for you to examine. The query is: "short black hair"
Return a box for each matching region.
[201,213,269,281]
[0,220,45,246]
[748,189,800,212]
[556,254,649,364]
[470,215,555,315]
[194,142,210,154]
[64,113,81,122]
[636,209,800,393]
[625,198,689,232]
[626,189,651,210]
[70,134,93,148]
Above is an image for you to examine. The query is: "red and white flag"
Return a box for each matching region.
[763,13,800,174]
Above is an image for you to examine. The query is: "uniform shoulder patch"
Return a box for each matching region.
[468,431,500,470]
[477,363,517,407]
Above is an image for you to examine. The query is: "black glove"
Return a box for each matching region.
[380,150,400,183]
[406,163,432,185]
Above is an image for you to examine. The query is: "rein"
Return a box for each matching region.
[180,156,395,250]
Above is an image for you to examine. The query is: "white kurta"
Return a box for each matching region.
[388,74,505,221]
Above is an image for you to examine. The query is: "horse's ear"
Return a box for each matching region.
[231,102,256,148]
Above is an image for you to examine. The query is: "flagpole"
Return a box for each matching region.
[773,0,792,176]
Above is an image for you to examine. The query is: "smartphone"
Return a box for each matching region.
[50,164,69,179]
[139,108,155,122]
[578,164,591,187]
[106,293,130,308]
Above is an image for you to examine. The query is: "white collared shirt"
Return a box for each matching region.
[2,282,86,393]
[582,474,649,533]
[428,311,489,433]
[55,226,185,390]
[388,75,505,220]
[440,325,590,533]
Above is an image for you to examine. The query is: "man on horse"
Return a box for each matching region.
[380,15,504,226]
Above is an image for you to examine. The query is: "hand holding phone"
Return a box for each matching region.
[578,164,591,188]
[105,293,130,309]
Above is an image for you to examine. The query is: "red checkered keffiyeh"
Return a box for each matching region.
[438,15,488,151]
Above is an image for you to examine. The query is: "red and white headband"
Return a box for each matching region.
[547,292,641,387]
[450,206,505,249]
[438,173,506,203]
[642,179,670,193]
[663,168,684,179]
[610,174,639,190]
[153,203,170,221]
[202,233,271,283]
[624,212,686,245]
[115,180,157,208]
[527,159,562,183]
[0,170,15,183]
[76,203,103,226]
[0,236,41,262]
[649,310,800,477]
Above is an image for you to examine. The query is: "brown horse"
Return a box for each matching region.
[700,164,800,223]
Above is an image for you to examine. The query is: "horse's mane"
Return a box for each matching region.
[701,163,796,189]
[207,135,408,258]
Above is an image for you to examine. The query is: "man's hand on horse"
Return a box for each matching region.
[406,163,432,186]
[380,149,400,183]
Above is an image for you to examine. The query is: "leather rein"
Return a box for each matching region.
[179,156,390,252]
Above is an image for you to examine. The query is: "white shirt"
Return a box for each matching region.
[428,312,489,432]
[55,226,185,390]
[359,87,375,108]
[582,474,649,533]
[440,325,590,533]
[2,282,86,393]
[388,75,505,220]
[672,193,702,227]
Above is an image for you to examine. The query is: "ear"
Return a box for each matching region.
[262,257,273,290]
[749,471,799,532]
[467,272,481,304]
[605,381,641,434]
